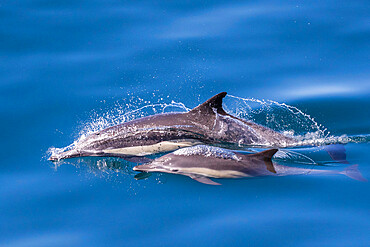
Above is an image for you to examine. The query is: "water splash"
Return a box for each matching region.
[79,100,190,138]
[48,94,370,160]
[222,95,370,146]
[224,95,328,137]
[47,99,190,158]
[81,93,330,146]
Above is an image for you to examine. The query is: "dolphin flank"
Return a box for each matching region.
[49,92,296,161]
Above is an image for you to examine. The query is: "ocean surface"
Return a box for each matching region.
[1,0,369,246]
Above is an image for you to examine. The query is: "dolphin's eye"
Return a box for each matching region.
[171,169,179,172]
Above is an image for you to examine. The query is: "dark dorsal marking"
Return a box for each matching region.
[187,92,258,130]
[189,92,227,115]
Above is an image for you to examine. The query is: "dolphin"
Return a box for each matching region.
[133,145,365,185]
[49,92,296,161]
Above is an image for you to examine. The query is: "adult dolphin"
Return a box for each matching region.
[49,92,294,161]
[49,92,315,161]
[133,145,365,185]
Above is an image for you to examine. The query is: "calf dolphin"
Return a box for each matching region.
[49,92,295,161]
[133,145,365,185]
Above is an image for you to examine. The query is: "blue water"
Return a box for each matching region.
[1,1,369,246]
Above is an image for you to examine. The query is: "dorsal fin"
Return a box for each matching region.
[264,159,277,174]
[189,92,227,115]
[248,149,278,174]
[249,149,279,160]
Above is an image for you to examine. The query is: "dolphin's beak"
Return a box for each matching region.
[133,164,152,172]
[48,149,81,162]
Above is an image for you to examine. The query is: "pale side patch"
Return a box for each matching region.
[180,167,249,178]
[103,139,203,156]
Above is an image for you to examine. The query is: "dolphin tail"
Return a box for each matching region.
[340,164,367,182]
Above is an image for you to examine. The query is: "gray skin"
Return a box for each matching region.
[49,92,295,161]
[133,145,365,185]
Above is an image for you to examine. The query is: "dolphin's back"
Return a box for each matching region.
[167,146,278,177]
[50,92,296,161]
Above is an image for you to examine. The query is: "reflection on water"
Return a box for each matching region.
[51,157,137,177]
